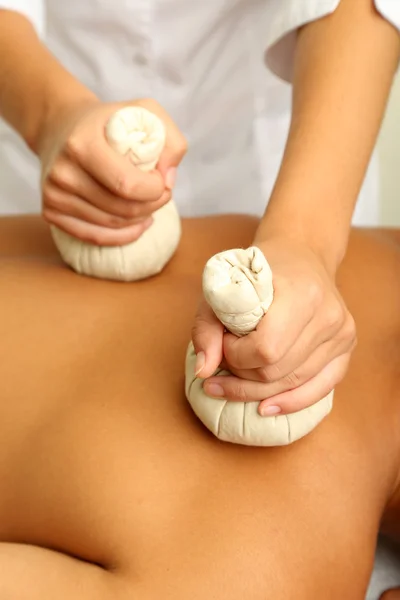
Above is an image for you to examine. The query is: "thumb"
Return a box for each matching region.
[154,114,187,188]
[157,137,186,190]
[192,299,224,379]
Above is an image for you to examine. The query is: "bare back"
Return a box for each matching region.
[0,215,400,600]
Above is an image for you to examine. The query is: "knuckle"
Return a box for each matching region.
[113,174,130,197]
[191,320,207,342]
[231,382,249,402]
[159,190,172,206]
[84,231,104,246]
[42,184,58,207]
[257,368,271,383]
[325,302,344,329]
[257,366,276,383]
[191,320,204,342]
[255,340,282,365]
[308,281,323,305]
[191,310,218,347]
[342,313,356,341]
[106,214,128,229]
[191,329,201,350]
[42,208,54,224]
[283,370,302,389]
[66,135,84,159]
[49,161,67,185]
[90,234,103,245]
[123,202,140,219]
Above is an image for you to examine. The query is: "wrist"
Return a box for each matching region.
[255,202,349,276]
[33,77,98,156]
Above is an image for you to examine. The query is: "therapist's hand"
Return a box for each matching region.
[192,238,356,416]
[39,97,187,245]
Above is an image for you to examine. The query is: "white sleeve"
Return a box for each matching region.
[0,0,45,37]
[265,0,400,82]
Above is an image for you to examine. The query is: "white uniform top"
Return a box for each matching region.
[0,0,399,223]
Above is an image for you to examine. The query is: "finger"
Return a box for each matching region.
[49,158,171,219]
[158,146,184,190]
[258,353,350,416]
[257,308,353,384]
[191,300,224,379]
[43,182,146,229]
[203,375,276,403]
[65,137,165,202]
[44,209,153,246]
[222,291,315,371]
[227,319,355,384]
[137,101,187,190]
[223,291,346,373]
[209,337,356,401]
[204,338,354,402]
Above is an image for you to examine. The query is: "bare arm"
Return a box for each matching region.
[0,10,185,246]
[200,0,400,416]
[0,10,96,153]
[258,0,400,271]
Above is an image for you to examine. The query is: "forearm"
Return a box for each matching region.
[0,10,96,154]
[257,0,400,272]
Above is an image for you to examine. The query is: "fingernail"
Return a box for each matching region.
[165,167,177,190]
[204,383,224,398]
[195,351,205,376]
[260,405,281,417]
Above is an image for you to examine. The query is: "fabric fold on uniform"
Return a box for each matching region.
[264,0,400,82]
